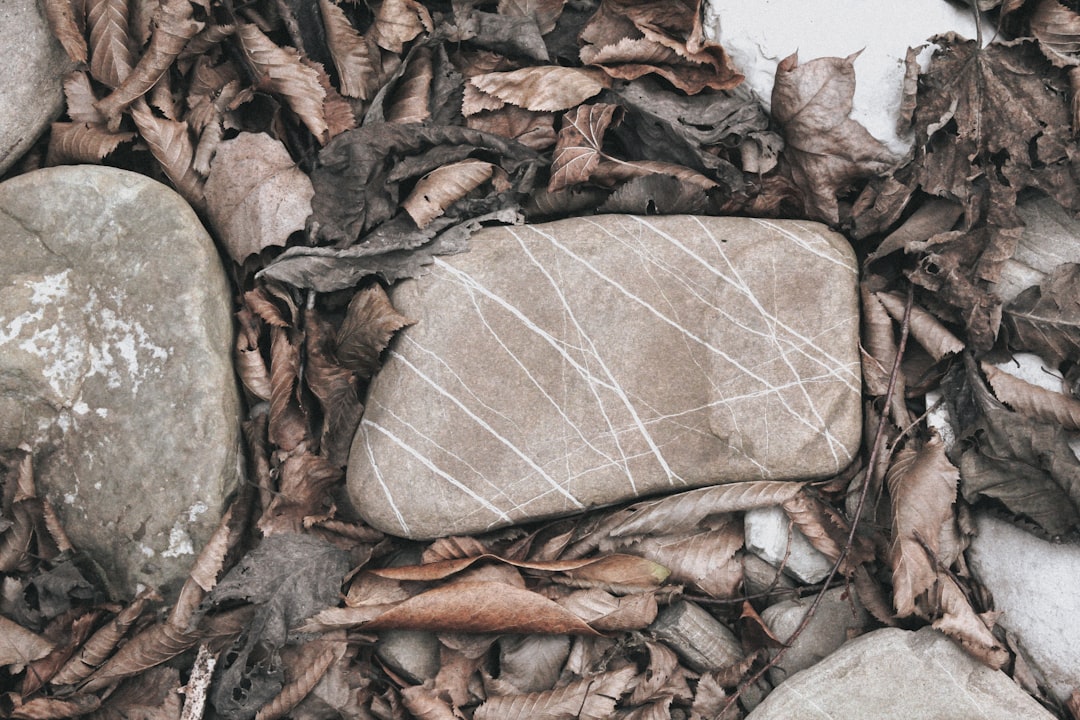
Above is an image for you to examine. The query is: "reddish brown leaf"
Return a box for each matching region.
[94,0,201,124]
[45,122,135,166]
[1,692,100,719]
[87,0,134,89]
[51,589,158,686]
[555,588,659,631]
[258,453,343,535]
[254,639,342,720]
[43,0,88,64]
[204,132,314,263]
[470,66,608,112]
[549,103,618,192]
[320,0,379,99]
[875,291,964,362]
[386,46,433,124]
[618,526,743,598]
[771,52,900,224]
[237,23,328,143]
[335,284,415,377]
[982,360,1080,429]
[403,159,495,228]
[0,615,53,669]
[371,0,431,53]
[304,309,363,468]
[82,621,199,692]
[268,325,309,453]
[129,99,205,208]
[473,666,634,720]
[466,106,556,150]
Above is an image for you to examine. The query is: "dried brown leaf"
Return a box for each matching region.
[618,526,743,598]
[771,52,900,224]
[399,684,458,720]
[887,436,959,618]
[95,0,201,124]
[470,66,608,112]
[254,639,341,720]
[403,159,495,228]
[268,326,309,452]
[781,492,859,569]
[931,576,1008,669]
[474,666,634,720]
[319,0,379,99]
[237,23,328,143]
[556,588,659,632]
[386,45,433,124]
[982,360,1080,429]
[422,535,491,562]
[0,615,54,669]
[497,0,564,35]
[62,72,104,124]
[2,692,101,719]
[466,106,556,150]
[45,122,135,165]
[549,103,617,192]
[371,0,431,53]
[44,0,87,64]
[1004,262,1080,364]
[204,132,314,263]
[875,292,964,362]
[82,621,199,692]
[259,453,343,535]
[51,589,158,686]
[245,287,293,329]
[335,284,415,377]
[129,99,205,208]
[304,309,363,468]
[88,0,134,89]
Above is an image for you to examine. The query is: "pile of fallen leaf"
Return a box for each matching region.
[2,0,1080,717]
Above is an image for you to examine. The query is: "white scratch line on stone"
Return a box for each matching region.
[635,216,859,390]
[361,423,410,534]
[388,349,585,509]
[532,225,837,446]
[364,418,515,523]
[511,226,681,489]
[751,218,857,272]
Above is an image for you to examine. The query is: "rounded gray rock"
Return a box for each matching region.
[0,0,73,173]
[0,166,241,598]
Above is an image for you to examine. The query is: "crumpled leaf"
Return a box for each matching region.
[958,355,1080,537]
[269,325,309,453]
[874,292,964,362]
[208,534,350,720]
[616,526,743,598]
[982,360,1080,429]
[319,0,379,99]
[1004,262,1080,364]
[386,45,434,124]
[554,589,659,632]
[473,666,635,720]
[204,132,315,264]
[371,0,431,53]
[0,615,53,669]
[237,23,328,143]
[334,284,415,377]
[597,174,710,215]
[304,310,364,469]
[771,52,900,224]
[43,0,88,64]
[470,66,608,112]
[497,0,565,35]
[403,159,495,228]
[887,436,961,618]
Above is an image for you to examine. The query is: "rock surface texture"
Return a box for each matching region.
[0,0,73,174]
[0,166,241,598]
[967,512,1080,702]
[348,215,861,539]
[745,627,1057,720]
[760,586,868,685]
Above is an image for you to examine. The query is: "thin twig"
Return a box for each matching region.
[722,284,915,714]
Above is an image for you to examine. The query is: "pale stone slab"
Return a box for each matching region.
[0,0,73,173]
[0,166,241,598]
[348,215,860,539]
[967,512,1080,703]
[744,505,834,584]
[746,627,1056,720]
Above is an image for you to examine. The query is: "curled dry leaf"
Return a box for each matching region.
[611,481,804,537]
[268,325,309,453]
[771,52,900,224]
[0,615,53,669]
[467,105,557,150]
[237,23,328,143]
[1004,262,1080,365]
[82,621,200,692]
[549,103,617,192]
[1,693,101,718]
[255,639,341,720]
[470,66,608,112]
[473,666,635,720]
[46,122,135,166]
[88,0,134,89]
[555,589,659,632]
[129,99,205,208]
[43,0,88,64]
[335,284,416,377]
[875,291,964,362]
[497,0,565,35]
[95,0,202,125]
[403,159,495,228]
[982,360,1080,429]
[303,310,363,468]
[319,0,379,99]
[886,436,960,618]
[618,526,743,598]
[51,589,158,686]
[204,132,315,264]
[371,0,431,53]
[386,45,434,124]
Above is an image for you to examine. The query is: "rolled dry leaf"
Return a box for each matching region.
[875,291,964,361]
[981,360,1080,429]
[43,0,88,64]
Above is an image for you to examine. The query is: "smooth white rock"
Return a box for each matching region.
[967,512,1080,703]
[746,627,1057,720]
[744,506,833,584]
[705,0,992,155]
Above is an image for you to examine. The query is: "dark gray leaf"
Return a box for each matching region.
[597,174,710,215]
[1004,262,1080,365]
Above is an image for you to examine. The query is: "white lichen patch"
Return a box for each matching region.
[161,524,194,558]
[187,501,209,522]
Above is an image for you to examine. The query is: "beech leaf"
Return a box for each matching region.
[129,99,205,208]
[771,52,900,224]
[45,122,135,166]
[875,292,965,362]
[497,0,565,35]
[371,0,431,53]
[335,284,416,377]
[555,589,659,631]
[982,360,1080,430]
[403,159,495,228]
[319,0,379,99]
[43,0,87,64]
[473,666,635,720]
[204,132,315,264]
[87,0,134,89]
[618,526,743,598]
[470,66,608,112]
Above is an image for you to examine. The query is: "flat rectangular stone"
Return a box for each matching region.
[348,215,861,539]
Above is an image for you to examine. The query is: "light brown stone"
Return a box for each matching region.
[348,215,860,539]
[0,166,241,598]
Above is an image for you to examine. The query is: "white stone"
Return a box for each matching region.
[967,512,1080,703]
[746,627,1056,720]
[705,0,992,155]
[744,506,833,584]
